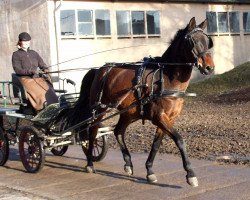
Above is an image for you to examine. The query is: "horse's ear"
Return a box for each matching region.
[198,19,208,30]
[187,17,196,31]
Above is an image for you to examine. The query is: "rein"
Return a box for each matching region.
[45,61,197,75]
[57,84,195,136]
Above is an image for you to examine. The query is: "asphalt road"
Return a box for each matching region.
[0,145,249,200]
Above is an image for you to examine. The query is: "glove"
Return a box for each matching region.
[32,69,43,78]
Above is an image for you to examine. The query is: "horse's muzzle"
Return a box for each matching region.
[198,64,214,75]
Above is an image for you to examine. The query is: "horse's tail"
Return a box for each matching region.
[68,68,97,126]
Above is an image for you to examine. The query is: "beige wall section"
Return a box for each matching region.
[0,0,50,83]
[1,1,250,92]
[47,1,250,90]
[207,4,250,74]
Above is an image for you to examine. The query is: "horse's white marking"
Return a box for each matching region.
[187,177,199,187]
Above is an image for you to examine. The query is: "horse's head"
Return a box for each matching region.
[184,17,215,75]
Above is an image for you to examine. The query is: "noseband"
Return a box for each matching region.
[185,28,213,61]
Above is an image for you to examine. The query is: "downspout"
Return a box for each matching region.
[54,0,63,88]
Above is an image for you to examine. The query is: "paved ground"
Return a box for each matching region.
[0,146,249,200]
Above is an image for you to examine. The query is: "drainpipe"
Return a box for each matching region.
[54,0,63,88]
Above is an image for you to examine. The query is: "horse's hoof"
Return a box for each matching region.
[187,177,199,187]
[147,174,157,183]
[85,166,96,173]
[124,166,133,175]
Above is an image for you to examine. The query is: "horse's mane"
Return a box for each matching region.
[67,69,97,127]
[161,27,188,61]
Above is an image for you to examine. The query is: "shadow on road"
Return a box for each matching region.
[45,160,182,189]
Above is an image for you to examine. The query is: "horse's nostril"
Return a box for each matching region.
[206,66,211,71]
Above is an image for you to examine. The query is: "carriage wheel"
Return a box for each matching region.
[0,128,9,166]
[51,146,69,156]
[82,135,108,162]
[19,127,45,173]
[50,116,69,156]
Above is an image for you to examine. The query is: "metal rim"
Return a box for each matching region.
[19,127,45,173]
[0,128,9,166]
[51,145,69,156]
[82,135,108,162]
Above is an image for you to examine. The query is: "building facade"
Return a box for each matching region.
[1,0,250,91]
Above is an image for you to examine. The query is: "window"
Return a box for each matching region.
[116,11,131,35]
[229,12,240,33]
[206,12,217,33]
[206,11,240,34]
[243,12,250,33]
[78,10,93,35]
[60,9,161,39]
[132,11,145,35]
[218,12,228,33]
[60,9,111,38]
[60,10,76,36]
[147,11,160,35]
[116,10,160,37]
[95,10,111,35]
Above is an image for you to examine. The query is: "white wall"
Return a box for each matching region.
[47,1,250,91]
[0,0,49,82]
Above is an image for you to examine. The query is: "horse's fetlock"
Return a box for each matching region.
[147,168,154,176]
[187,169,196,178]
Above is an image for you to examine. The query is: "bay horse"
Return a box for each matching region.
[71,17,215,187]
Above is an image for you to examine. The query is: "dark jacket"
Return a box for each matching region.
[12,48,48,76]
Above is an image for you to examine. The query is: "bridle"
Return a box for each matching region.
[185,27,213,61]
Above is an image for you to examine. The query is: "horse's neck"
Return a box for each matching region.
[161,54,193,91]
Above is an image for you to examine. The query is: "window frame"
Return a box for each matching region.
[243,12,250,34]
[60,9,161,40]
[77,9,94,38]
[146,11,161,36]
[60,9,77,37]
[206,11,240,36]
[60,9,111,39]
[95,9,111,37]
[116,10,161,39]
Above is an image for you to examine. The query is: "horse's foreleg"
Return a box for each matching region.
[114,116,133,175]
[170,129,198,187]
[145,127,164,183]
[157,113,198,187]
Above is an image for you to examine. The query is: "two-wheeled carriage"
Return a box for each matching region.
[0,76,113,173]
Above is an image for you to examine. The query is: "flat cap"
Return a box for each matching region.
[18,32,31,41]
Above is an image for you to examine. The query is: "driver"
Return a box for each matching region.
[12,32,58,112]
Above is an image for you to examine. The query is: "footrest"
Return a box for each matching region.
[0,107,19,114]
[55,89,67,94]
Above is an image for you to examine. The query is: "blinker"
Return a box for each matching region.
[208,36,213,49]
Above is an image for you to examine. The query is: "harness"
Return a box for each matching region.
[185,27,213,60]
[90,61,196,123]
[89,28,212,122]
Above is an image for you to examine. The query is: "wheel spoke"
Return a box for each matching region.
[19,127,45,173]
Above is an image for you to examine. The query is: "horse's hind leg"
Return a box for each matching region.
[145,127,164,183]
[85,126,99,173]
[114,116,133,175]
